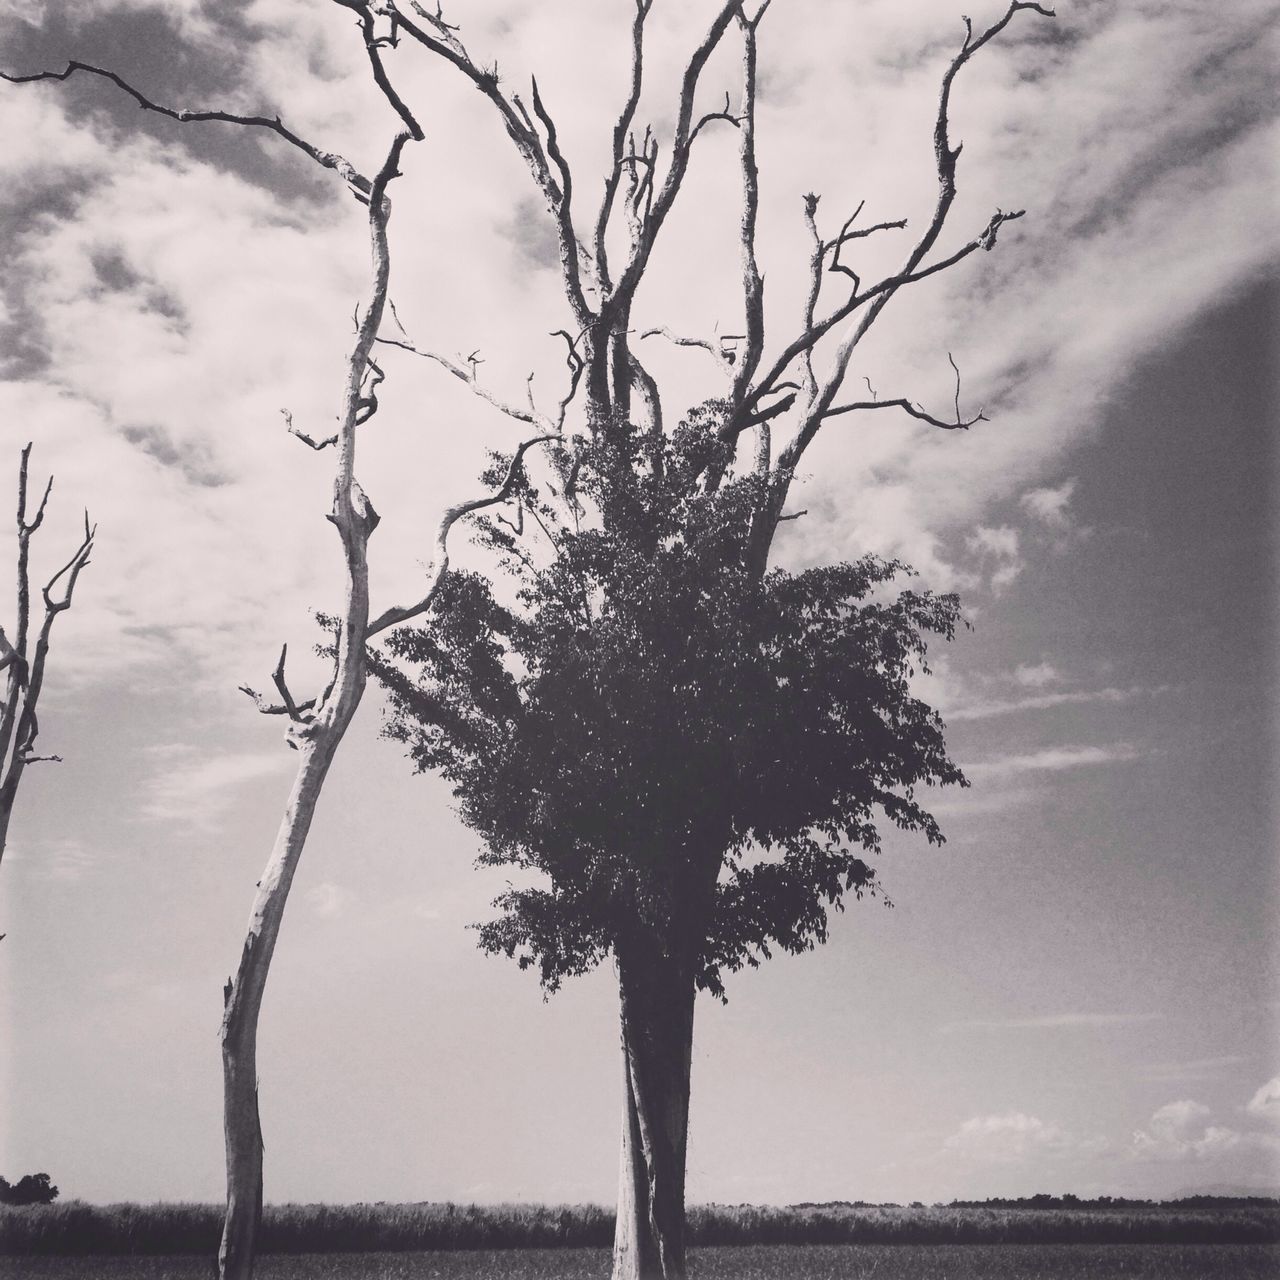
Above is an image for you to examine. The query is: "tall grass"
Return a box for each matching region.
[3,1199,1277,1256]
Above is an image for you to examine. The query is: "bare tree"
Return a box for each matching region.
[0,445,94,881]
[3,14,565,1278]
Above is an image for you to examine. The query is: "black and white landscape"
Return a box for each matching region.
[0,2,1275,1279]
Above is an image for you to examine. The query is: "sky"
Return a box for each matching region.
[0,0,1277,1208]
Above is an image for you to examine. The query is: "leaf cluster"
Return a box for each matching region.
[372,404,964,996]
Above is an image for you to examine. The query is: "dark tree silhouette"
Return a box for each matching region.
[375,404,965,1277]
[0,1172,59,1206]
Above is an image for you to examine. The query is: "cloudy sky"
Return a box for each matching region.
[0,0,1276,1207]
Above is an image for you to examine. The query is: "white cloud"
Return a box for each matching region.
[943,1112,1108,1163]
[947,685,1157,722]
[1149,1100,1213,1142]
[965,743,1143,781]
[1129,1090,1280,1164]
[1014,661,1060,689]
[1019,480,1076,531]
[1246,1076,1280,1126]
[1,0,1274,696]
[138,744,292,828]
[966,525,1022,592]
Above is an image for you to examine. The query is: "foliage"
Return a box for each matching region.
[0,1173,58,1206]
[372,404,964,997]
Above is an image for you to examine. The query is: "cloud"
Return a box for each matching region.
[965,743,1143,781]
[138,744,291,828]
[0,0,1275,704]
[1130,1100,1242,1163]
[305,881,348,919]
[1246,1076,1280,1126]
[1149,1100,1213,1142]
[1019,479,1077,531]
[965,525,1022,592]
[948,685,1160,722]
[1129,1086,1280,1164]
[943,1112,1108,1163]
[1014,661,1060,688]
[3,836,97,882]
[1137,1056,1247,1085]
[946,1011,1162,1032]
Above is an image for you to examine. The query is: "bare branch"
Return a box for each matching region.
[41,513,95,615]
[238,685,318,718]
[688,92,744,146]
[283,410,339,451]
[612,1,741,303]
[268,644,313,724]
[640,326,731,370]
[0,62,374,194]
[731,7,766,404]
[378,336,547,430]
[735,2,1052,457]
[595,0,655,290]
[366,432,559,638]
[332,0,426,142]
[826,205,909,284]
[390,1,596,323]
[822,397,984,431]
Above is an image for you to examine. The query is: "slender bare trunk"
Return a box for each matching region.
[611,947,697,1280]
[217,727,354,1278]
[215,128,406,1280]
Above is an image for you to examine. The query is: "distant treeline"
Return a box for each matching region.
[2,1198,1278,1256]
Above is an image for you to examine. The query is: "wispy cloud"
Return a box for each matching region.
[1020,479,1077,531]
[965,743,1144,780]
[138,744,291,829]
[948,685,1165,722]
[1137,1055,1248,1085]
[945,1011,1162,1033]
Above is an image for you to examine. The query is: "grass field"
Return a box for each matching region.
[1,1243,1277,1278]
[5,1199,1277,1256]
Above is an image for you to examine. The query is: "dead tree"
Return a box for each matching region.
[3,11,565,1278]
[0,445,94,879]
[355,4,1054,1278]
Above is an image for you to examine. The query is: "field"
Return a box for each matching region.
[1,1244,1278,1279]
[5,1199,1278,1256]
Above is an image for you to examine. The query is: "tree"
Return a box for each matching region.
[4,2,1054,1275]
[360,3,1053,1277]
[3,17,557,1280]
[0,445,94,882]
[0,1171,59,1206]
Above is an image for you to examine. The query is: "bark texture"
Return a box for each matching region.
[612,947,698,1280]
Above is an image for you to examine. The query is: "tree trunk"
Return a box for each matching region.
[611,947,698,1280]
[217,726,351,1280]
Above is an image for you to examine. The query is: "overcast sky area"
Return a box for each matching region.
[0,0,1276,1208]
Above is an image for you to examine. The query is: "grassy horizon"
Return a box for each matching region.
[3,1197,1278,1258]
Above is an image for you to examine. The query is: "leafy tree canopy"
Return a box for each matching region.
[373,402,964,998]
